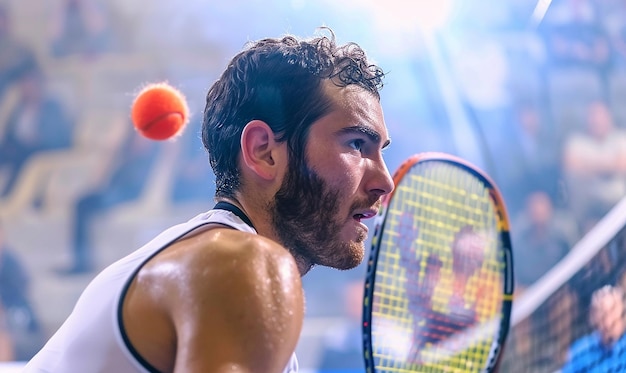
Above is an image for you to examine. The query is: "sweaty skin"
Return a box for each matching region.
[122,226,304,373]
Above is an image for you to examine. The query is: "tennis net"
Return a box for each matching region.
[498,197,626,372]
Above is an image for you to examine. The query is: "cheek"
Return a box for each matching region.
[308,146,364,194]
[329,155,362,192]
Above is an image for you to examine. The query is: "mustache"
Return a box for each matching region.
[350,197,383,213]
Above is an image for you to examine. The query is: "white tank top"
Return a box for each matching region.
[24,207,299,373]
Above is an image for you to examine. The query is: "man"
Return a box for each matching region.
[562,100,626,232]
[0,66,74,198]
[24,28,394,372]
[562,285,626,372]
[513,190,576,292]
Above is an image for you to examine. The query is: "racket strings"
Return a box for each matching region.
[370,161,507,372]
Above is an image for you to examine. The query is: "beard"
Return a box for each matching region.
[269,160,373,270]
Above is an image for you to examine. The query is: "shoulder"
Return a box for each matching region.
[616,332,626,350]
[184,227,299,274]
[143,226,301,293]
[572,333,598,351]
[612,129,626,144]
[566,333,600,363]
[563,132,591,149]
[135,227,304,371]
[136,227,303,316]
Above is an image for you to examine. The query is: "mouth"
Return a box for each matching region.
[352,209,378,223]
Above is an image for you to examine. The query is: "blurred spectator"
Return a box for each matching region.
[317,279,364,372]
[542,0,611,93]
[494,101,562,217]
[561,285,626,372]
[562,100,626,232]
[508,189,579,367]
[0,66,74,198]
[50,0,113,59]
[57,130,160,275]
[0,4,37,104]
[0,222,45,361]
[513,190,578,291]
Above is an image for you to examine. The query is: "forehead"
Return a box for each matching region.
[594,292,623,312]
[314,82,388,136]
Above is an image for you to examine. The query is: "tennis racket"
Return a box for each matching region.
[363,152,514,373]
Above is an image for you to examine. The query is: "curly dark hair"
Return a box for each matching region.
[202,28,385,199]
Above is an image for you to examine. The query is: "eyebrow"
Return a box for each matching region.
[339,125,392,149]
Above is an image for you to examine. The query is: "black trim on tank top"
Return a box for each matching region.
[117,223,217,373]
[117,206,254,372]
[213,201,255,230]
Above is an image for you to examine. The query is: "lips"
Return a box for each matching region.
[353,209,378,222]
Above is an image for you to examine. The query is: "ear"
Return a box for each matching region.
[240,120,283,181]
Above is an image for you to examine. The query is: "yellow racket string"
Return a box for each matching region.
[371,162,506,372]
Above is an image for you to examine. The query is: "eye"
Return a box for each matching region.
[348,139,366,152]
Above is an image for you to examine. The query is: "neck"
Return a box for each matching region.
[216,196,313,276]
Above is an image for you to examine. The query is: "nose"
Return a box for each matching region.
[368,156,395,198]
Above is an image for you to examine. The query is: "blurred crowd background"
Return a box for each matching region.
[1,0,626,371]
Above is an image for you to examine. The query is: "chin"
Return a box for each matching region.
[325,241,365,270]
[330,258,363,271]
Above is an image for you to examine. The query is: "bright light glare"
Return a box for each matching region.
[384,0,453,33]
[420,0,454,31]
[352,0,454,34]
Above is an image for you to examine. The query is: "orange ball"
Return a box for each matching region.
[131,82,189,140]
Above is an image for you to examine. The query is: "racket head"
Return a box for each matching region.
[363,152,514,373]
